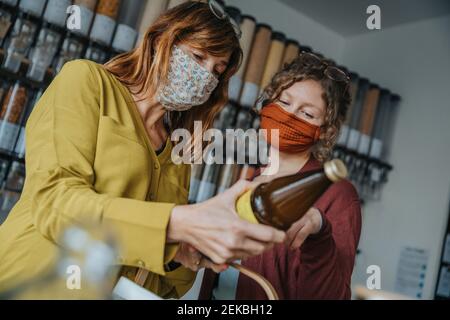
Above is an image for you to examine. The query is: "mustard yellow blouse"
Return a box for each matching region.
[0,60,195,298]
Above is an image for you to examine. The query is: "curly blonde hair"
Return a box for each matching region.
[259,54,351,162]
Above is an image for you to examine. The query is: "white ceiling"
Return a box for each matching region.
[279,0,450,36]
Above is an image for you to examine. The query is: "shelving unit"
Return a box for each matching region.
[434,201,450,299]
[0,0,121,223]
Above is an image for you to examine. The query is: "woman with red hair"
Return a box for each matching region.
[0,1,285,298]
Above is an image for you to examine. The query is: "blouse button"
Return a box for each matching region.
[154,163,160,170]
[137,260,146,268]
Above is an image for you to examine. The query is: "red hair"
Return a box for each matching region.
[105,1,242,147]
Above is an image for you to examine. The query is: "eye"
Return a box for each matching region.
[279,99,290,106]
[302,110,314,119]
[193,53,204,62]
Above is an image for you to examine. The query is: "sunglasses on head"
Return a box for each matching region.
[299,52,350,85]
[208,0,242,39]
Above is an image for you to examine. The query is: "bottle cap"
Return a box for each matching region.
[324,159,348,182]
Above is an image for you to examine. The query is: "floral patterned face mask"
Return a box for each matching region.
[157,45,220,112]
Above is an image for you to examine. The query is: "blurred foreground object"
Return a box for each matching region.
[354,286,415,300]
[112,276,164,300]
[2,224,119,299]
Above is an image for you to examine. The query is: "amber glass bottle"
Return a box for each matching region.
[236,159,348,230]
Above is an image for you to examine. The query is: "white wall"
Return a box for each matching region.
[340,15,450,299]
[226,0,345,59]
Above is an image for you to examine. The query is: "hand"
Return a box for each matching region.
[285,207,323,250]
[173,243,228,273]
[168,180,286,264]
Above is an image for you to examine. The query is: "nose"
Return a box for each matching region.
[203,57,216,74]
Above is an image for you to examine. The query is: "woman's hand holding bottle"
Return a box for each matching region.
[167,180,286,265]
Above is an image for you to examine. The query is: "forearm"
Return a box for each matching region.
[298,210,359,299]
[166,204,191,243]
[31,168,183,275]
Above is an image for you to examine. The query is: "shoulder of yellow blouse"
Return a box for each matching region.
[67,58,103,70]
[57,59,109,84]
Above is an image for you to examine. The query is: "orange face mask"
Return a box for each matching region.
[260,103,321,153]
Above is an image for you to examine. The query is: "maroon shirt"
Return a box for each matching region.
[199,156,362,300]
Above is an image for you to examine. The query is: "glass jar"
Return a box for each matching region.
[0,82,28,152]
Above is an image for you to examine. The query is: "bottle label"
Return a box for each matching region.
[0,120,20,151]
[43,0,71,27]
[235,190,259,224]
[112,24,137,53]
[19,0,47,17]
[239,82,259,108]
[90,14,115,45]
[228,75,242,102]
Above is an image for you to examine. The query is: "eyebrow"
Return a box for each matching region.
[283,91,293,99]
[302,103,320,110]
[282,89,323,114]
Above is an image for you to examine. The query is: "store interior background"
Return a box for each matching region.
[182,0,450,300]
[0,0,449,300]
